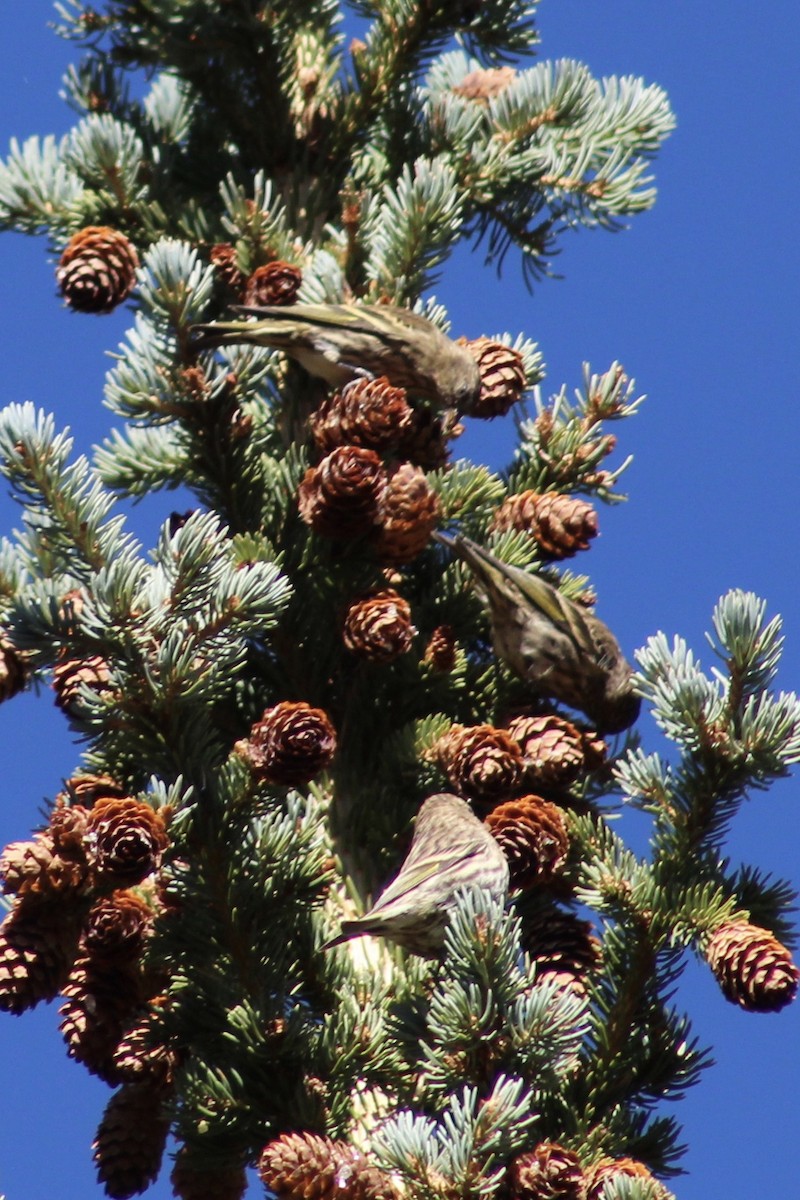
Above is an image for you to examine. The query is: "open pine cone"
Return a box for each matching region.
[244,260,302,306]
[342,589,416,663]
[86,798,169,886]
[460,337,526,417]
[509,1141,586,1200]
[298,446,387,539]
[435,724,524,806]
[485,796,570,889]
[310,377,413,453]
[57,225,139,313]
[236,701,337,786]
[374,463,441,564]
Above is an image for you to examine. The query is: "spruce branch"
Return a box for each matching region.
[727,865,798,949]
[633,595,800,848]
[421,54,674,277]
[0,402,129,578]
[64,113,147,213]
[94,423,194,496]
[218,171,296,268]
[512,363,643,502]
[61,56,133,120]
[142,72,197,144]
[0,135,84,235]
[707,589,785,715]
[418,893,588,1101]
[363,159,464,301]
[374,1074,536,1200]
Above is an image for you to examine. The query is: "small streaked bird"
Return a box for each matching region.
[324,793,509,957]
[435,531,640,734]
[190,302,481,411]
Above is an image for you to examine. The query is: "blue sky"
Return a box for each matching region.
[0,4,798,1198]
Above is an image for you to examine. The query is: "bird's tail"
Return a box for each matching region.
[320,920,367,951]
[434,529,582,636]
[190,319,295,351]
[433,530,510,594]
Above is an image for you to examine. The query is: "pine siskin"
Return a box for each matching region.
[324,793,509,957]
[191,303,481,411]
[436,532,640,734]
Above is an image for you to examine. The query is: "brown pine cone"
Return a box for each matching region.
[510,1142,586,1200]
[244,260,302,306]
[423,624,458,672]
[453,66,517,102]
[0,632,28,701]
[171,1151,247,1200]
[258,1132,397,1200]
[584,1157,668,1200]
[57,225,139,313]
[706,920,799,1012]
[259,1133,340,1200]
[0,829,89,898]
[492,491,599,560]
[342,589,416,663]
[93,1079,171,1200]
[60,954,143,1083]
[506,714,591,788]
[0,899,83,1013]
[329,1153,397,1200]
[236,701,337,786]
[113,1012,178,1086]
[210,242,247,295]
[576,728,608,774]
[83,892,154,963]
[310,376,414,454]
[0,836,56,897]
[520,906,601,1001]
[485,796,569,890]
[374,463,442,564]
[60,773,127,808]
[86,798,169,887]
[52,653,112,716]
[49,797,91,848]
[460,337,526,418]
[40,801,93,894]
[397,406,464,469]
[298,446,387,539]
[435,724,524,806]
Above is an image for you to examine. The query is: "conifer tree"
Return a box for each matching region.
[0,4,798,1199]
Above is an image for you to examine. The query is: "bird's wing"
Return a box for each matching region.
[231,303,355,325]
[369,844,481,915]
[438,532,595,656]
[230,303,427,345]
[377,306,449,336]
[505,561,595,652]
